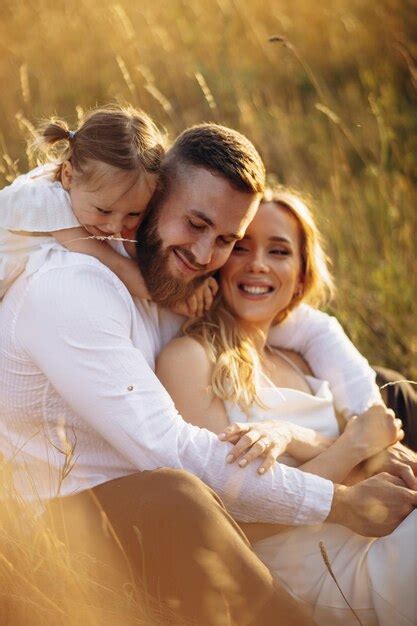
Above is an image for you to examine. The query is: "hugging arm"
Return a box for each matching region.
[16,264,333,526]
[156,337,417,539]
[268,304,382,416]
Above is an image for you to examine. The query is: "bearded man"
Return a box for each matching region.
[1,123,416,626]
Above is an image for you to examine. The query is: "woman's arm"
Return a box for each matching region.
[298,409,403,482]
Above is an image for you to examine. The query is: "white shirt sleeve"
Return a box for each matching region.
[0,164,79,233]
[16,264,334,525]
[268,304,382,416]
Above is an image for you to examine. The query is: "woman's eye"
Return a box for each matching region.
[96,207,112,215]
[270,248,290,256]
[233,244,249,253]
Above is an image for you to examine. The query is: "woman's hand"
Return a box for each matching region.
[171,277,218,318]
[218,420,293,474]
[342,405,404,461]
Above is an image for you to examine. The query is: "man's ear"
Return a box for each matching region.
[61,161,74,190]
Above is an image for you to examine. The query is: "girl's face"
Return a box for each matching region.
[61,161,157,237]
[219,201,304,331]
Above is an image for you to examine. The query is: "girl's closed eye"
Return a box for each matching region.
[96,207,112,215]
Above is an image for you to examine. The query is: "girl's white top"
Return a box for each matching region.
[0,164,79,298]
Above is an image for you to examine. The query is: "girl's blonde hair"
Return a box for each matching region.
[185,187,334,412]
[32,104,166,183]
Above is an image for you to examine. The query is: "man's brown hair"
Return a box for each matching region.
[159,123,265,198]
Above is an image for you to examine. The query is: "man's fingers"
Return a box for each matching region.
[377,472,405,486]
[219,422,250,441]
[393,463,417,489]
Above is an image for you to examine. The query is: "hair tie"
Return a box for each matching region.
[68,130,77,140]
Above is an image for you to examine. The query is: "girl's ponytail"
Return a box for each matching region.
[31,118,75,172]
[31,105,165,183]
[42,120,72,145]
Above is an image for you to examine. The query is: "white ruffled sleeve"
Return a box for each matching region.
[0,164,80,233]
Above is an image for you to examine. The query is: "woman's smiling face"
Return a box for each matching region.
[219,201,304,330]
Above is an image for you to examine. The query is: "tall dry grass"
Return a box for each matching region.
[0,3,415,620]
[0,460,186,626]
[1,0,415,376]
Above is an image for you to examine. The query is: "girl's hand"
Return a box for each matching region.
[342,406,404,461]
[218,420,293,474]
[171,277,218,318]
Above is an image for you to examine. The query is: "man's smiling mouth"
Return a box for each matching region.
[173,248,201,274]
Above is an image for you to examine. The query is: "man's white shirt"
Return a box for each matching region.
[0,245,381,524]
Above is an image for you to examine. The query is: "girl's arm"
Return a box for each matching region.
[52,227,150,300]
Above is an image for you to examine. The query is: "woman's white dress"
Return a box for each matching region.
[226,351,417,625]
[0,164,79,298]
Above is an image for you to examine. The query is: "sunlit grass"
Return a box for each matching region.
[0,461,180,626]
[0,1,415,371]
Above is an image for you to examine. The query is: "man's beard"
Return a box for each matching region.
[136,209,208,308]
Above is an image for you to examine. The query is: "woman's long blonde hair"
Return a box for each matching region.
[184,187,334,413]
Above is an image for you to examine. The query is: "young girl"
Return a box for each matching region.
[0,105,216,316]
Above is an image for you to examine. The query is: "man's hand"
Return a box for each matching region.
[363,442,417,489]
[328,473,417,536]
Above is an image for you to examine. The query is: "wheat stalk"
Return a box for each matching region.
[319,541,364,626]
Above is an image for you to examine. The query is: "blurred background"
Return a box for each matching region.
[0,0,416,377]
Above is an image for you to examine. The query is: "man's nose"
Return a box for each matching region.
[191,237,214,267]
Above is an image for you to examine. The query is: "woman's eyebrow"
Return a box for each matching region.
[270,235,291,244]
[243,234,291,244]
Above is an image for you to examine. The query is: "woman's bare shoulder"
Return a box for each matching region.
[157,335,210,366]
[156,335,213,385]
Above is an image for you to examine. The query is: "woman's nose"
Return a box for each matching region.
[246,252,269,273]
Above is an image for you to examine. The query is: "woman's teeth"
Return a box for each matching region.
[239,285,273,295]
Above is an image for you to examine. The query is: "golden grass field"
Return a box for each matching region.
[0,0,416,377]
[0,2,415,623]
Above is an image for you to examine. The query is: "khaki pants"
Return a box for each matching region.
[45,468,313,626]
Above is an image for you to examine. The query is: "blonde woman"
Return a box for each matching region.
[156,189,417,626]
